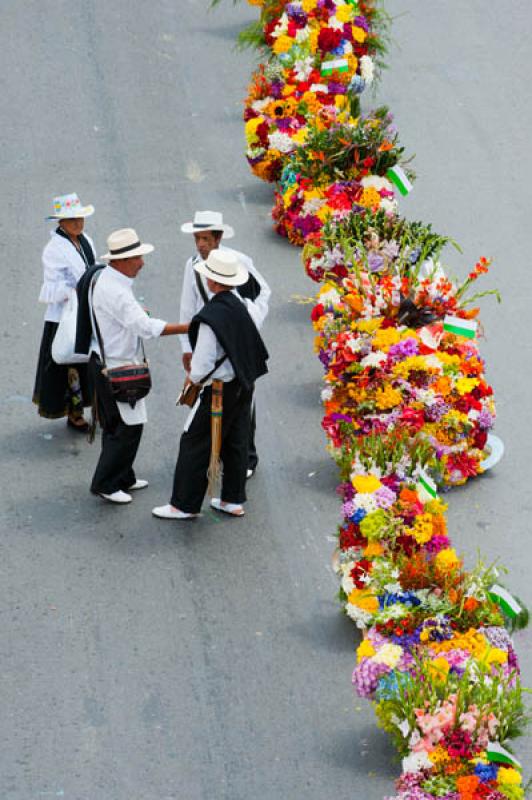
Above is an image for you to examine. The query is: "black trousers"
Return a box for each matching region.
[171,379,252,513]
[248,399,258,471]
[89,354,143,495]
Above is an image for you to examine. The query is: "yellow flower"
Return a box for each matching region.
[273,34,294,54]
[428,746,450,766]
[375,385,403,410]
[425,498,448,515]
[481,646,508,666]
[356,639,376,662]
[392,355,430,379]
[335,4,354,23]
[245,117,263,145]
[455,377,479,395]
[374,643,403,668]
[356,318,383,334]
[427,657,450,684]
[434,548,461,573]
[409,513,434,544]
[291,128,308,145]
[347,54,359,74]
[363,542,384,558]
[352,474,382,494]
[347,588,379,613]
[498,767,522,786]
[302,0,317,11]
[308,29,319,53]
[315,206,332,222]
[352,25,367,43]
[372,327,401,351]
[359,187,382,208]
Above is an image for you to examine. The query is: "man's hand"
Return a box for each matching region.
[182,352,192,373]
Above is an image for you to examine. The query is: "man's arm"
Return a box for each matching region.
[241,254,271,330]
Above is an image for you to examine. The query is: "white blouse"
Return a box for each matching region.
[38,229,96,322]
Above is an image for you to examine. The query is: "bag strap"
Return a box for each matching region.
[196,354,228,387]
[194,261,209,305]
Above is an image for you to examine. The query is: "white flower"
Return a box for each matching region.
[329,16,345,31]
[352,494,379,514]
[319,288,341,306]
[321,387,333,402]
[401,751,433,773]
[251,99,270,114]
[360,352,387,368]
[302,197,326,215]
[345,335,365,353]
[272,13,288,38]
[294,55,313,81]
[360,55,374,85]
[295,26,310,44]
[268,131,296,154]
[361,175,393,193]
[341,574,355,595]
[345,603,373,629]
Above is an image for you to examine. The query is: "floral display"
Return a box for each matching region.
[213,0,526,796]
[243,0,386,183]
[271,107,413,244]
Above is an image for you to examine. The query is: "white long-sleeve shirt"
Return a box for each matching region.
[39,229,96,322]
[179,245,270,352]
[91,266,166,424]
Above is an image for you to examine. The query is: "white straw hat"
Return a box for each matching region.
[181,210,234,239]
[194,248,248,287]
[100,228,154,260]
[47,192,94,219]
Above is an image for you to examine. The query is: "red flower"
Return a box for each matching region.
[311,303,325,322]
[318,27,343,52]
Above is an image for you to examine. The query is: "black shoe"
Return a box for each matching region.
[67,416,89,433]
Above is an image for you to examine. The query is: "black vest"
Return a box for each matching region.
[189,291,269,392]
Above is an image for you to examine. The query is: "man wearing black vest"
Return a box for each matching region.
[153,250,269,520]
[178,210,270,478]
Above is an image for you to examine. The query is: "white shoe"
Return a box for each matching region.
[128,479,149,491]
[210,498,245,517]
[246,469,255,479]
[99,490,132,504]
[152,504,199,520]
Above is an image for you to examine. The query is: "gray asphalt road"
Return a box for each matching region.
[1,2,530,798]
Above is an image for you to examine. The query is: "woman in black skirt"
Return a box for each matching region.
[33,193,97,431]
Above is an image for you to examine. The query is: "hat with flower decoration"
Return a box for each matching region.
[47,193,95,220]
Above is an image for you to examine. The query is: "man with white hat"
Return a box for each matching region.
[153,249,269,520]
[179,210,270,478]
[89,228,189,504]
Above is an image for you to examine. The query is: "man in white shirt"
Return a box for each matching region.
[153,249,269,520]
[179,210,270,477]
[89,228,188,504]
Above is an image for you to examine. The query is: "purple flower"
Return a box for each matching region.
[354,16,369,32]
[327,81,346,94]
[368,251,385,272]
[374,485,396,509]
[294,214,322,236]
[388,337,419,359]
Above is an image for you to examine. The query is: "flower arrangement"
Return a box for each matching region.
[271,108,412,244]
[243,0,383,183]
[212,0,526,796]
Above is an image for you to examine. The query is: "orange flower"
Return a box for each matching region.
[399,488,419,505]
[464,597,479,612]
[432,514,447,538]
[456,775,480,796]
[378,140,393,152]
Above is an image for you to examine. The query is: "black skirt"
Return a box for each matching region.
[32,321,92,418]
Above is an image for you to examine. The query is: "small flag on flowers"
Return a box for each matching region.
[321,58,349,76]
[386,165,413,196]
[487,585,522,620]
[486,742,522,769]
[417,469,438,503]
[443,315,477,339]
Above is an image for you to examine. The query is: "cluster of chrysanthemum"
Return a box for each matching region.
[309,212,497,486]
[243,0,380,185]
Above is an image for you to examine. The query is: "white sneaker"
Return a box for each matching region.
[152,504,199,520]
[128,479,149,491]
[99,490,132,504]
[246,469,255,479]
[210,498,245,517]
